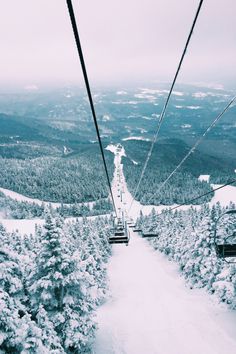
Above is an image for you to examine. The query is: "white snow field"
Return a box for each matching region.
[198,174,210,183]
[0,214,110,235]
[93,231,236,354]
[93,144,236,354]
[0,186,97,209]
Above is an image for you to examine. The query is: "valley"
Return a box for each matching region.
[1,84,236,354]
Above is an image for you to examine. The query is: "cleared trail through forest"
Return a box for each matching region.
[93,144,236,354]
[94,232,236,354]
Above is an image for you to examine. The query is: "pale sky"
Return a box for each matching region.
[0,0,235,88]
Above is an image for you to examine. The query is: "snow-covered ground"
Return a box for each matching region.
[0,214,110,235]
[93,144,236,354]
[210,184,236,207]
[1,218,45,235]
[93,232,236,354]
[122,136,150,142]
[0,187,97,209]
[199,174,210,183]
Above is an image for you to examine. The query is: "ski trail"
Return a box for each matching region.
[94,233,236,354]
[93,144,236,354]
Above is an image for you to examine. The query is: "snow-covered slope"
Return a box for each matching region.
[93,144,236,354]
[94,231,236,354]
[0,187,98,209]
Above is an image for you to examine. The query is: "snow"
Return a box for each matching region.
[172,90,184,96]
[102,114,111,121]
[139,88,166,95]
[0,187,96,209]
[93,144,236,354]
[142,116,153,120]
[134,93,156,101]
[122,137,150,142]
[151,113,160,118]
[210,184,236,207]
[112,101,138,105]
[105,144,117,154]
[137,88,184,97]
[106,144,126,158]
[108,144,236,221]
[186,105,201,110]
[94,234,236,354]
[1,218,44,235]
[0,187,61,207]
[116,91,127,95]
[192,91,230,99]
[181,124,192,129]
[193,82,225,90]
[0,214,109,235]
[199,175,210,183]
[1,141,236,352]
[192,92,208,98]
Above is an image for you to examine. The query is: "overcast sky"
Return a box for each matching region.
[0,0,235,88]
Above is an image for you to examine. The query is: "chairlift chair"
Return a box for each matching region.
[127,218,136,228]
[142,231,159,238]
[214,209,236,262]
[109,220,130,245]
[133,223,142,232]
[133,228,142,233]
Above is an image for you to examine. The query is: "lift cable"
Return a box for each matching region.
[128,0,204,213]
[169,179,236,212]
[66,0,117,217]
[141,95,236,207]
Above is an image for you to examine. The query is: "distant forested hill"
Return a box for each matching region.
[122,139,235,205]
[0,146,114,203]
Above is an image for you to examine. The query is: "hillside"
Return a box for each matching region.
[122,138,235,205]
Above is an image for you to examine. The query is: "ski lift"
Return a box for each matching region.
[142,231,159,238]
[127,218,135,228]
[133,226,142,233]
[109,218,130,245]
[214,209,236,262]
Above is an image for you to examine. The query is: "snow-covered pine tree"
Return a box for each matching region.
[28,212,97,352]
[36,305,65,353]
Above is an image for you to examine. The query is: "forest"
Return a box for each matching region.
[0,147,114,204]
[0,211,113,353]
[0,192,112,219]
[137,203,236,307]
[122,139,235,205]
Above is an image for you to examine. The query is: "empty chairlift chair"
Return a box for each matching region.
[109,219,130,245]
[126,218,135,228]
[214,209,236,262]
[141,229,159,238]
[133,224,142,232]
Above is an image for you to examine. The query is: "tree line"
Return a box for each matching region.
[0,192,112,219]
[0,150,114,204]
